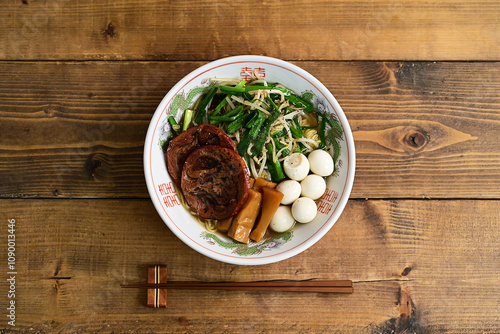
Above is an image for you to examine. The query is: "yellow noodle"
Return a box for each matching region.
[173,184,218,232]
[304,128,320,141]
[301,115,321,147]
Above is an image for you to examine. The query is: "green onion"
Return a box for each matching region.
[285,94,314,112]
[244,111,260,128]
[211,95,228,117]
[266,96,279,112]
[237,128,253,156]
[290,118,305,139]
[220,105,243,118]
[219,86,245,94]
[273,137,290,156]
[236,111,266,155]
[235,80,247,88]
[168,116,179,135]
[248,111,265,138]
[226,113,253,134]
[266,143,285,182]
[317,116,326,149]
[252,110,281,156]
[182,109,194,131]
[271,128,287,138]
[209,105,244,123]
[194,86,218,125]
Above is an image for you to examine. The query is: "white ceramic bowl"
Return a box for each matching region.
[144,55,355,265]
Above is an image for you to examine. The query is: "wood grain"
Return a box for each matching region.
[1,61,499,199]
[1,1,498,333]
[0,199,498,333]
[0,0,499,61]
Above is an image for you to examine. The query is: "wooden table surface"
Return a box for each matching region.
[1,1,499,333]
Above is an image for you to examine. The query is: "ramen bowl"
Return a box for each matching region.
[143,55,355,265]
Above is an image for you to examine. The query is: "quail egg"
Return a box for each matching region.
[276,180,302,205]
[300,174,326,200]
[308,150,334,176]
[291,197,317,223]
[269,206,295,232]
[283,153,310,181]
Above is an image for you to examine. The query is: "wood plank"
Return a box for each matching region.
[1,61,499,199]
[0,199,498,332]
[0,1,499,61]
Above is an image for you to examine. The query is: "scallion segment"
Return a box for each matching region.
[168,116,179,135]
[266,143,286,182]
[209,105,244,124]
[194,86,218,125]
[182,109,194,131]
[226,113,253,134]
[252,110,281,157]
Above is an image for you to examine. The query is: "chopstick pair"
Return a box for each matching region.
[122,280,354,293]
[121,266,353,308]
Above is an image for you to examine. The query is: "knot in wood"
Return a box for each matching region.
[403,130,427,150]
[85,154,103,179]
[44,105,59,117]
[102,23,117,38]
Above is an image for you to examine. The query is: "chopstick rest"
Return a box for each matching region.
[147,265,167,308]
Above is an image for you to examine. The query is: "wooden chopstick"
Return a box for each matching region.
[123,280,352,288]
[121,280,353,294]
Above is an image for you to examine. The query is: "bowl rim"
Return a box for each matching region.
[143,55,355,265]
